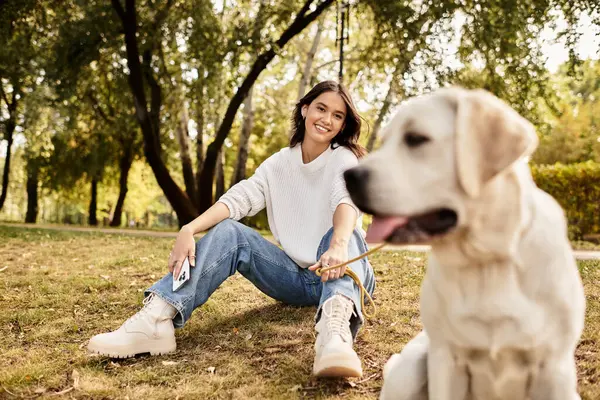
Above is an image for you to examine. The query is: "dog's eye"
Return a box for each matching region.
[404,132,430,148]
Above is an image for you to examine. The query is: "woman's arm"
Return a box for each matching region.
[169,203,230,276]
[181,202,230,235]
[330,203,358,251]
[169,153,274,277]
[309,203,358,282]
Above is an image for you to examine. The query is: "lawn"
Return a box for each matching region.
[1,225,598,399]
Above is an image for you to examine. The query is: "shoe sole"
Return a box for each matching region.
[313,353,363,378]
[87,339,176,359]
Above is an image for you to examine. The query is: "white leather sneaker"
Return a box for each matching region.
[88,294,177,358]
[313,294,362,378]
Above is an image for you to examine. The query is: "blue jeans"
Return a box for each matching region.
[146,220,375,338]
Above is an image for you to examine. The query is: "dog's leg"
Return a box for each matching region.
[428,343,469,400]
[380,331,429,400]
[530,353,580,400]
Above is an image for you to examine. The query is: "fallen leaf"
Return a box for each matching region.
[100,275,110,280]
[265,347,281,353]
[207,366,216,374]
[72,370,80,389]
[232,327,239,335]
[245,333,253,340]
[0,266,8,272]
[288,384,302,392]
[162,361,179,366]
[50,387,74,396]
[347,381,357,388]
[390,322,397,327]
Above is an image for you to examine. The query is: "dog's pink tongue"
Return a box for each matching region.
[366,216,409,243]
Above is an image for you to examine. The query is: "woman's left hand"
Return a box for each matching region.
[309,243,348,282]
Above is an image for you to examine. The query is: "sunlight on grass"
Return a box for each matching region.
[1,226,598,399]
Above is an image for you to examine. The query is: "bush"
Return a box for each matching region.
[531,161,600,239]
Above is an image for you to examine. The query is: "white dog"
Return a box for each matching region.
[343,88,586,400]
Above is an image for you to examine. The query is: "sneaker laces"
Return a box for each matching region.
[323,298,353,337]
[125,294,155,325]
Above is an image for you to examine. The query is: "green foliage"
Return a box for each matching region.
[533,60,600,165]
[1,0,600,228]
[532,161,600,239]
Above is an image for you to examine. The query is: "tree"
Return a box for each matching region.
[533,60,600,164]
[0,3,39,211]
[195,0,335,213]
[110,0,199,225]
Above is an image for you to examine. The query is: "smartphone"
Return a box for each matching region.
[172,257,191,292]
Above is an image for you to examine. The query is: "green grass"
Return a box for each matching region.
[0,225,598,399]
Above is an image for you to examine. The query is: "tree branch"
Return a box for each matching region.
[151,0,173,34]
[142,49,161,135]
[197,0,335,211]
[111,0,126,22]
[276,0,332,48]
[297,0,314,19]
[0,80,10,108]
[86,91,112,124]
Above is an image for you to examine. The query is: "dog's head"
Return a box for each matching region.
[345,87,538,245]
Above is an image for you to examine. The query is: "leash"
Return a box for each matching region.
[314,243,386,318]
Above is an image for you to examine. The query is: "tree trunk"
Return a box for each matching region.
[110,143,134,227]
[230,86,254,187]
[25,163,38,223]
[111,0,197,226]
[88,177,98,226]
[215,149,225,200]
[0,119,14,211]
[194,99,205,208]
[298,17,323,100]
[0,91,17,212]
[175,99,197,202]
[197,0,335,213]
[367,81,396,152]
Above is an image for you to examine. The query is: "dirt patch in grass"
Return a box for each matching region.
[1,226,598,399]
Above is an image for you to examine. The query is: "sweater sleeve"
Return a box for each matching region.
[330,149,361,216]
[217,155,273,221]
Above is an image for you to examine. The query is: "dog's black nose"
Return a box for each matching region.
[344,168,375,213]
[344,167,370,193]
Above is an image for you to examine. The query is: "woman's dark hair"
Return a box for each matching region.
[289,80,366,158]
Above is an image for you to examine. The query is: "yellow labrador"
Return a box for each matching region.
[344,88,586,400]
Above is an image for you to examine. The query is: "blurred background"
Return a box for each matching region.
[0,0,599,236]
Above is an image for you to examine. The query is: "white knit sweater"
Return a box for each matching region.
[217,144,363,268]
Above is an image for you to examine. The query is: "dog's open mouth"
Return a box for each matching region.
[366,208,458,244]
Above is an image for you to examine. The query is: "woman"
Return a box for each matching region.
[88,80,375,378]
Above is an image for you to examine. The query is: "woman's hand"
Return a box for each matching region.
[169,225,196,278]
[309,241,348,282]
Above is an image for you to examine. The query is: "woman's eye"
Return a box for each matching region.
[317,107,325,111]
[334,114,343,120]
[404,132,430,148]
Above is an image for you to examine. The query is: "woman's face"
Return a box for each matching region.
[301,91,347,147]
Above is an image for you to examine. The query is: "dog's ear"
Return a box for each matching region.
[454,89,538,198]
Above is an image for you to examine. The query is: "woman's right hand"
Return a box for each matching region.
[169,225,196,278]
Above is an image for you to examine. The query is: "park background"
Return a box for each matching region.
[1,1,600,399]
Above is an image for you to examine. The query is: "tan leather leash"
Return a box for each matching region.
[314,243,386,318]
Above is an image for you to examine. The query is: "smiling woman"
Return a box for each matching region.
[290,80,366,161]
[87,80,375,379]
